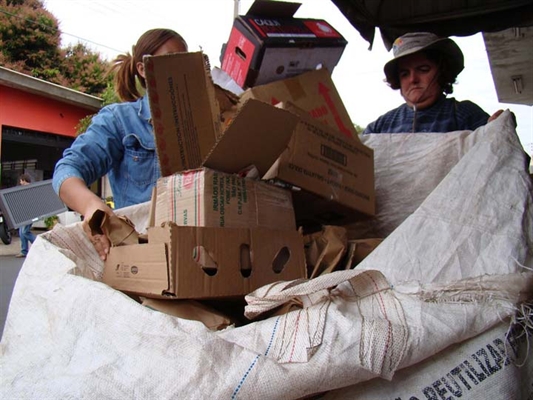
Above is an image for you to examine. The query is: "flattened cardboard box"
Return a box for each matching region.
[220,0,347,89]
[144,51,299,177]
[153,167,296,230]
[264,102,375,226]
[103,224,306,299]
[240,68,358,139]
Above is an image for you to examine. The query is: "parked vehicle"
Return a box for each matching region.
[0,209,12,245]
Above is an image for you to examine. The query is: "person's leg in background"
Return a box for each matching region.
[17,224,36,257]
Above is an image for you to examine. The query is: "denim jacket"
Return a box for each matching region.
[53,96,161,209]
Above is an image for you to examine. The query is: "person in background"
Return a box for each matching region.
[16,173,37,258]
[52,28,188,260]
[363,32,503,134]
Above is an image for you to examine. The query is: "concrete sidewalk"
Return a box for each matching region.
[0,229,44,257]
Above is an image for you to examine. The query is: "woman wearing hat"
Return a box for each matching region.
[363,32,502,134]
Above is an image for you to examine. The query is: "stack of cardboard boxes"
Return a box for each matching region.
[102,1,375,304]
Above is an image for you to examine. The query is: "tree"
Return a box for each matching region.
[76,84,119,135]
[353,123,366,136]
[0,0,61,74]
[0,0,111,97]
[60,42,112,95]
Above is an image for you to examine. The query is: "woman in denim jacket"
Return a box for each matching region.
[53,28,188,260]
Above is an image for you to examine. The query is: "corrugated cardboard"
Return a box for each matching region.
[220,0,347,89]
[144,52,219,176]
[153,167,296,230]
[144,51,300,177]
[240,68,358,139]
[194,97,374,227]
[141,49,373,281]
[264,102,375,227]
[141,298,235,331]
[103,223,306,299]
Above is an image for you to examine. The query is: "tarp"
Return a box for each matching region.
[0,111,531,399]
[331,0,533,49]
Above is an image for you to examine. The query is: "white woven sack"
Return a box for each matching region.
[0,111,531,399]
[347,116,497,239]
[323,321,533,400]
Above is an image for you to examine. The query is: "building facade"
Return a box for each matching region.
[0,67,102,189]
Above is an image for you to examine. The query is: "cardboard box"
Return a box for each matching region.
[264,102,375,227]
[102,224,306,299]
[153,167,296,230]
[240,68,358,139]
[144,51,300,176]
[220,0,347,89]
[145,51,374,229]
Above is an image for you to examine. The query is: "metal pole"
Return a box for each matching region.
[233,0,240,18]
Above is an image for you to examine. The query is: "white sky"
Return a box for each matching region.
[44,0,532,152]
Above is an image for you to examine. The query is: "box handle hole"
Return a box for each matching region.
[272,246,290,274]
[193,245,218,276]
[235,46,247,61]
[240,243,252,278]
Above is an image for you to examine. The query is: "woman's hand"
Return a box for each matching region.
[82,206,113,261]
[488,109,504,123]
[488,109,517,128]
[83,221,111,260]
[58,177,114,261]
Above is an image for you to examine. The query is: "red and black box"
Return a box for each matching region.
[220,0,347,89]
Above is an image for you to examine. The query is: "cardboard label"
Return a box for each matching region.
[247,17,316,38]
[303,20,343,38]
[264,102,375,225]
[154,168,296,231]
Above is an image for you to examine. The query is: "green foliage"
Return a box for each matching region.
[353,123,366,136]
[59,42,113,95]
[44,215,59,229]
[75,84,118,135]
[0,0,112,97]
[0,0,61,72]
[100,83,119,105]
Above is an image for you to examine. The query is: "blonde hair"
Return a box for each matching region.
[110,29,187,102]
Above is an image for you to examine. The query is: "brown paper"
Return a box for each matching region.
[349,238,384,267]
[141,298,234,331]
[304,226,348,279]
[88,209,139,246]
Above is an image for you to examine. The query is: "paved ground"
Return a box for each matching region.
[0,228,45,256]
[0,229,42,341]
[0,234,21,256]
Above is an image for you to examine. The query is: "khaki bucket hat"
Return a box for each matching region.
[384,32,464,82]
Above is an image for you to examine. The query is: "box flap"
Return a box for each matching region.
[245,0,301,18]
[269,101,376,223]
[202,98,298,176]
[144,52,221,176]
[241,68,358,140]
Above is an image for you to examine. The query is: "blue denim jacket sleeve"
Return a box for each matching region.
[53,97,161,209]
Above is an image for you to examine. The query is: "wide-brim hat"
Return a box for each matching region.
[384,32,464,82]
